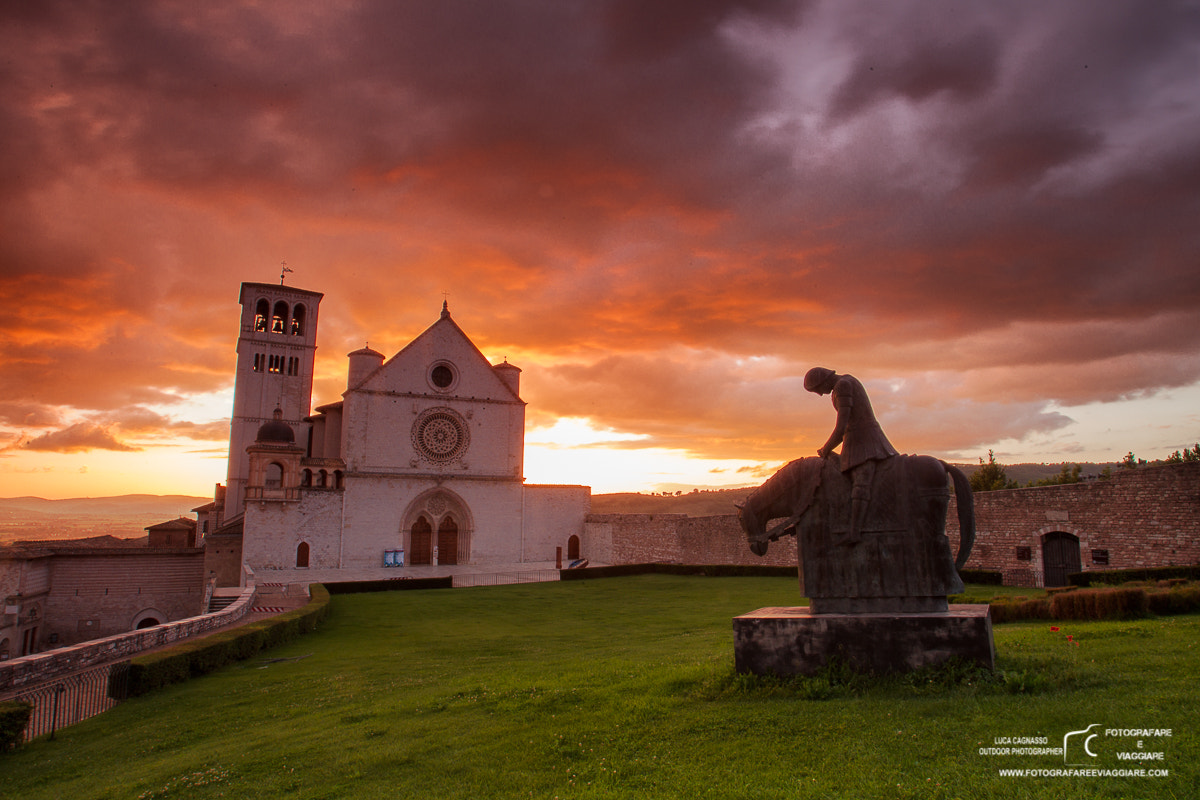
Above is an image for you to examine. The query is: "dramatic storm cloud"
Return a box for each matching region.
[2,0,1199,495]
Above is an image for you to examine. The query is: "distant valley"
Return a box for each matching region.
[0,494,210,545]
[0,461,1119,543]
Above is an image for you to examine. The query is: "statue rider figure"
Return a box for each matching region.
[804,368,898,545]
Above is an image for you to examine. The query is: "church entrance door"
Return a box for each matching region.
[438,518,459,565]
[411,517,433,565]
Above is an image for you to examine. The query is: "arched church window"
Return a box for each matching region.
[272,301,289,334]
[254,299,270,332]
[318,469,328,488]
[291,304,306,336]
[301,469,313,487]
[334,470,344,489]
[411,517,433,565]
[265,462,283,489]
[296,542,310,568]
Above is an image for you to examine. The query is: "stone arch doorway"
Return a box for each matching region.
[1042,531,1081,587]
[132,608,165,630]
[410,516,434,565]
[567,534,581,560]
[438,517,459,566]
[402,489,474,566]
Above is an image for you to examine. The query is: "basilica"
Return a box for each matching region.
[202,281,590,585]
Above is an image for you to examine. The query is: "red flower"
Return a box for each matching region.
[1067,635,1074,641]
[1050,626,1060,632]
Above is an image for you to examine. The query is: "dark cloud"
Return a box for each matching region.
[829,29,1001,118]
[2,0,1199,481]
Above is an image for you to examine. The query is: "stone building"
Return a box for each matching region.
[0,530,206,657]
[210,284,591,584]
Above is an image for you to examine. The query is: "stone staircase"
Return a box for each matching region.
[207,591,241,613]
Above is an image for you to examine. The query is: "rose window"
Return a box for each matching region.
[412,408,469,462]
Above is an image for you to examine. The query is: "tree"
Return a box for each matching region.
[1120,451,1146,470]
[1165,444,1200,464]
[1030,463,1082,487]
[970,450,1019,492]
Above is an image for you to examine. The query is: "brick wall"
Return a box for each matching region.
[0,568,256,694]
[586,462,1199,587]
[43,550,207,648]
[585,513,797,568]
[948,461,1200,586]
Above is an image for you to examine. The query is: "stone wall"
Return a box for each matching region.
[42,550,207,647]
[585,513,797,568]
[948,461,1200,586]
[0,568,256,694]
[585,462,1199,587]
[522,485,592,562]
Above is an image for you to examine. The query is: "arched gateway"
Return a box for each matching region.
[402,489,473,566]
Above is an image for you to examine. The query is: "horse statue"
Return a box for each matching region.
[736,454,975,613]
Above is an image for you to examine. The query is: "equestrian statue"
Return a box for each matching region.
[737,368,975,613]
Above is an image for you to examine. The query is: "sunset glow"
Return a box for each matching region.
[3,1,1199,499]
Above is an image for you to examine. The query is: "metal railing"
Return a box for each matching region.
[8,661,130,741]
[451,570,560,588]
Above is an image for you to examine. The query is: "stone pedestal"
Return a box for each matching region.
[733,605,994,676]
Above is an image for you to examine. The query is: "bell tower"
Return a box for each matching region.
[224,281,324,519]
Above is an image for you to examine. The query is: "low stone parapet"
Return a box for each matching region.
[0,568,257,695]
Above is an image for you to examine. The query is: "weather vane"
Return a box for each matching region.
[280,261,294,285]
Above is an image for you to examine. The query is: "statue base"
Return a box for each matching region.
[733,605,994,677]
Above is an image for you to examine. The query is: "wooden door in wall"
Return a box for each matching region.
[411,517,433,565]
[438,518,459,565]
[1042,532,1081,588]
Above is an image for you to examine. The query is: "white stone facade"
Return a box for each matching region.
[233,293,590,580]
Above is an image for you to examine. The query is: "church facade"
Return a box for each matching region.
[215,282,590,583]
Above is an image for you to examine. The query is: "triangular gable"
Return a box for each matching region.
[352,309,522,403]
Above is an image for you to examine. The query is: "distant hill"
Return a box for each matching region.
[0,494,210,544]
[590,461,1126,516]
[590,487,756,517]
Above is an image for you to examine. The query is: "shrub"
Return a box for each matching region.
[989,598,1051,623]
[958,569,1003,585]
[1069,565,1200,587]
[127,584,331,697]
[1050,587,1148,621]
[0,701,32,753]
[325,577,452,594]
[1146,584,1200,616]
[559,563,796,581]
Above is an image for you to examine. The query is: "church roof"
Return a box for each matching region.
[145,517,197,533]
[351,301,524,403]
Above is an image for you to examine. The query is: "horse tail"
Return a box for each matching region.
[944,462,975,569]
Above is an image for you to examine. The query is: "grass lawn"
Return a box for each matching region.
[3,575,1195,799]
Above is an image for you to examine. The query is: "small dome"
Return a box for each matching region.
[256,408,295,444]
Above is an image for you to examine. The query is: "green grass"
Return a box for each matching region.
[4,576,1195,799]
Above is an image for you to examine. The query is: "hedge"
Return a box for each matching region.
[558,563,797,581]
[324,576,452,594]
[1069,565,1200,587]
[958,569,1003,585]
[987,583,1200,623]
[0,701,32,753]
[125,584,331,697]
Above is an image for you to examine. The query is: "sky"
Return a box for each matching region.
[2,0,1200,499]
